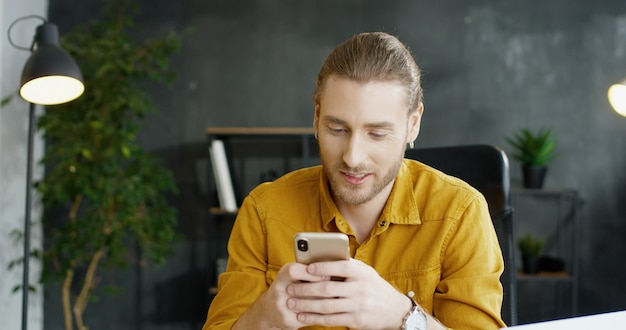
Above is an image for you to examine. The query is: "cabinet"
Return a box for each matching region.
[205,127,318,292]
[511,188,581,324]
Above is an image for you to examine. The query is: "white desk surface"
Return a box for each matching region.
[504,310,626,330]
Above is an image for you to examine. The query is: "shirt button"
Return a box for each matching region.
[379,221,386,227]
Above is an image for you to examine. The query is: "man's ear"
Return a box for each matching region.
[313,104,320,130]
[407,103,424,143]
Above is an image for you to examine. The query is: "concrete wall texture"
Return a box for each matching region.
[0,1,48,329]
[3,0,621,328]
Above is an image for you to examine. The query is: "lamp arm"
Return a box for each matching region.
[7,15,47,52]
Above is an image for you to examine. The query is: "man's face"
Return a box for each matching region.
[314,76,422,206]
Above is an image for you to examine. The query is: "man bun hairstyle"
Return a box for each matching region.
[314,32,423,114]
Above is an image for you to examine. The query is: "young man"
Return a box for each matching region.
[203,32,506,330]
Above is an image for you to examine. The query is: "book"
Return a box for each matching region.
[209,139,238,212]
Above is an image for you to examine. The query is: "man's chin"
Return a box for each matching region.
[334,188,372,206]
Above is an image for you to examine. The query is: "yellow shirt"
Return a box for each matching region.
[204,159,506,330]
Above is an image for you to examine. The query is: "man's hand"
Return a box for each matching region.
[285,258,413,330]
[234,258,434,330]
[232,261,328,330]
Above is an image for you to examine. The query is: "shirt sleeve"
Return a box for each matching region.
[202,194,270,330]
[433,193,507,330]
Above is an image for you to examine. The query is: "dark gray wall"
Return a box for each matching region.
[47,0,626,328]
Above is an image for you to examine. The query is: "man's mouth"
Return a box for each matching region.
[341,171,370,185]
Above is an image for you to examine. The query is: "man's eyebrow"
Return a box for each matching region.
[322,115,347,125]
[321,115,395,129]
[365,122,395,129]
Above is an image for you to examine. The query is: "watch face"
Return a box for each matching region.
[405,310,427,330]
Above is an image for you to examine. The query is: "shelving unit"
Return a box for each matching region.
[205,127,318,294]
[512,188,581,324]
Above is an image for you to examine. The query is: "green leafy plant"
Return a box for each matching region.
[517,234,544,257]
[505,127,556,166]
[7,1,182,329]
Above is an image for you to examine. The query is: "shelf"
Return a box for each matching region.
[205,127,319,292]
[511,188,580,323]
[209,207,238,215]
[517,271,573,280]
[206,127,318,202]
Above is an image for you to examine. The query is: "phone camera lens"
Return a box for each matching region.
[297,239,308,252]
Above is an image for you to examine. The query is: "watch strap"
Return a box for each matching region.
[402,290,426,330]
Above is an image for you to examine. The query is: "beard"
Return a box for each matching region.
[322,155,403,206]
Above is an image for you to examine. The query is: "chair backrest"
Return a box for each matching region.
[405,144,517,326]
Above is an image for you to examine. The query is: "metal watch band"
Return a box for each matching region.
[402,291,427,330]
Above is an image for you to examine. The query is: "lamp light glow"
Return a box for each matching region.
[608,82,626,117]
[20,75,84,105]
[19,23,84,105]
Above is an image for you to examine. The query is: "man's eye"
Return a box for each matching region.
[329,127,347,134]
[370,132,388,139]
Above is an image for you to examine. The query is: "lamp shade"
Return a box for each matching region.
[608,79,626,117]
[19,23,84,105]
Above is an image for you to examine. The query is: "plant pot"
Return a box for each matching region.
[522,255,540,274]
[522,165,547,189]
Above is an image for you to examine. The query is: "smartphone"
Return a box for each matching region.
[294,232,350,264]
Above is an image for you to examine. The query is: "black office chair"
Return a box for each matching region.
[405,144,517,326]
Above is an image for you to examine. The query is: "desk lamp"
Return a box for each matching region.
[8,15,84,330]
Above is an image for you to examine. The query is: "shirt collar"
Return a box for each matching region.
[382,160,422,225]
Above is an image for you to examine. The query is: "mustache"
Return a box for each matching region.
[335,164,370,174]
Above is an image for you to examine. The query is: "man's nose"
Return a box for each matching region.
[342,134,366,168]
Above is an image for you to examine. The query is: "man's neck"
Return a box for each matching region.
[336,183,394,243]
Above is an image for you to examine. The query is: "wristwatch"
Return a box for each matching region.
[402,292,427,330]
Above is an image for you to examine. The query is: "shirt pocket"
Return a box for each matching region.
[386,264,440,313]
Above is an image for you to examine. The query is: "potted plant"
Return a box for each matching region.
[518,234,545,274]
[8,1,182,329]
[505,126,556,189]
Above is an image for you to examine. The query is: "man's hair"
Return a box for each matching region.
[314,32,423,114]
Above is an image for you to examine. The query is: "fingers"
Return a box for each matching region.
[257,263,315,329]
[286,259,371,301]
[287,294,360,328]
[287,278,355,299]
[288,294,351,313]
[288,295,370,329]
[295,311,361,329]
[279,262,328,283]
[306,258,369,280]
[259,260,376,329]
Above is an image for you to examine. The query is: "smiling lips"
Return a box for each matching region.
[341,171,370,185]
